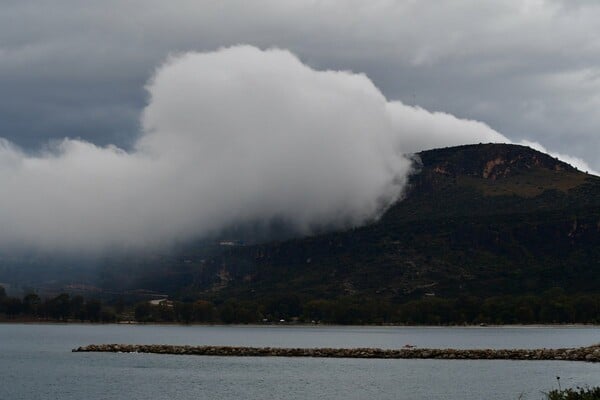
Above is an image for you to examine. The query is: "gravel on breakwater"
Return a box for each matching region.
[72,343,600,362]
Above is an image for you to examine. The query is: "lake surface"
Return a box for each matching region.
[1,324,598,400]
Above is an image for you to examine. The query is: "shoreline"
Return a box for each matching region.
[2,320,600,328]
[73,343,600,362]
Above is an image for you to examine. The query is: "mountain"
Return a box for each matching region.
[159,143,599,310]
[6,143,598,323]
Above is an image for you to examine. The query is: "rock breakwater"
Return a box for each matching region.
[73,344,600,362]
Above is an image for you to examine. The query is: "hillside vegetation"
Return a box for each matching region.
[88,144,600,324]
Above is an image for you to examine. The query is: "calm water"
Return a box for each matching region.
[0,324,598,400]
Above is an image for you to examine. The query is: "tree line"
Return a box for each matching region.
[0,286,117,322]
[2,285,598,325]
[133,288,600,325]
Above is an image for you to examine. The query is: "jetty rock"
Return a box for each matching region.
[72,344,600,362]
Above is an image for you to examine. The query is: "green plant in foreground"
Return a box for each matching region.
[545,386,600,400]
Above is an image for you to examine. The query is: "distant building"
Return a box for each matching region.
[219,240,244,246]
[149,298,173,307]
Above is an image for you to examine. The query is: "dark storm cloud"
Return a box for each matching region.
[1,1,599,171]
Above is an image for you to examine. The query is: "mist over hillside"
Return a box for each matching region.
[166,144,600,297]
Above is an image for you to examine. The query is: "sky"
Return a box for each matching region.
[0,46,507,251]
[0,0,598,251]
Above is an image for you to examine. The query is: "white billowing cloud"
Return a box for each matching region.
[0,45,516,252]
[386,103,509,153]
